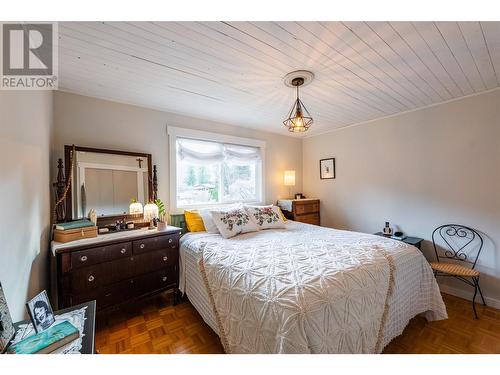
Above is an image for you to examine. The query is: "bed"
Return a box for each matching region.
[179,220,447,354]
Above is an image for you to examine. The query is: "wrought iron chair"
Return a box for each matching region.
[431,224,485,319]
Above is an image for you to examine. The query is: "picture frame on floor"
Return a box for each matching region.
[0,282,15,353]
[320,158,335,179]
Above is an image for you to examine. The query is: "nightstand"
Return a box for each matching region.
[277,199,320,225]
[374,232,424,250]
[11,300,96,354]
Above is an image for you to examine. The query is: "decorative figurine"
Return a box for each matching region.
[383,222,393,236]
[88,209,97,226]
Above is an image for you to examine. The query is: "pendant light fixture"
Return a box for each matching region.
[283,70,314,133]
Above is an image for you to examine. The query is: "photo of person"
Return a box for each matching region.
[26,290,55,333]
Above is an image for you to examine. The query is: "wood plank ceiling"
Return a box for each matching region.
[58,22,500,136]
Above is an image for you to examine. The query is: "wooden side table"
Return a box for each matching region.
[374,232,424,250]
[11,300,96,354]
[277,199,320,225]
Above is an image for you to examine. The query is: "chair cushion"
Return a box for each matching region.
[430,262,479,277]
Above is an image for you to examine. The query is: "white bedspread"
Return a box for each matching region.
[180,221,447,353]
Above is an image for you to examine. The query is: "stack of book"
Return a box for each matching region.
[7,321,80,354]
[53,219,98,243]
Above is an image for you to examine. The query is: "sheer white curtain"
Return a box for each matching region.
[224,143,261,161]
[177,137,262,163]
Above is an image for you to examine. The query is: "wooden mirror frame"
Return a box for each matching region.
[64,145,153,222]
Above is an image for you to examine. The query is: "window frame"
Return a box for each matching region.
[168,126,266,213]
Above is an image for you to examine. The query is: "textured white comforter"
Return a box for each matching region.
[180,221,447,353]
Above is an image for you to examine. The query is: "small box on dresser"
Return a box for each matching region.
[51,226,182,313]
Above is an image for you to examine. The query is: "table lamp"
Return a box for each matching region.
[129,200,143,215]
[284,170,295,198]
[143,202,159,229]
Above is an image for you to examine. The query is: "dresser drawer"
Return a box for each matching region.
[68,263,111,294]
[134,267,177,297]
[68,248,176,294]
[70,242,132,270]
[71,278,136,311]
[133,248,177,275]
[68,255,137,293]
[294,202,319,215]
[296,213,320,225]
[133,234,178,254]
[71,267,177,311]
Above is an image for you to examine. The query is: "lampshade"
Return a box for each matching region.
[283,75,313,133]
[284,170,296,186]
[129,201,143,215]
[143,203,159,221]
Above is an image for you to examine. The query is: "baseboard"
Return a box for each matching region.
[438,283,500,309]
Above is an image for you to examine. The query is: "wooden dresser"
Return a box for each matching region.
[277,199,320,225]
[51,226,182,312]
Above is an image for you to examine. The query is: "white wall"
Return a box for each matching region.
[303,89,500,307]
[53,91,303,210]
[0,91,53,321]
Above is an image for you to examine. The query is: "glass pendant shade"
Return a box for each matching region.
[283,81,313,133]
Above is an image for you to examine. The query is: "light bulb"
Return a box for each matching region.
[294,116,304,129]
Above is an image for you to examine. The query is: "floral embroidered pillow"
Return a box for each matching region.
[210,208,259,238]
[245,206,286,230]
[200,203,243,234]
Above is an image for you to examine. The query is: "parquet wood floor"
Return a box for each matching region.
[95,292,500,354]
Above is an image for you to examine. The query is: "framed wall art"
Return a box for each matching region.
[320,158,335,179]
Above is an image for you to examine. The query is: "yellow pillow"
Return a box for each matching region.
[278,207,288,222]
[184,210,206,232]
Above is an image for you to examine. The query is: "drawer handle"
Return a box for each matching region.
[80,255,88,262]
[88,275,95,282]
[139,243,145,249]
[120,248,127,254]
[163,256,168,262]
[168,238,173,243]
[162,276,167,282]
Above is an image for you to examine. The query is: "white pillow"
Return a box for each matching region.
[199,209,219,233]
[245,205,286,230]
[210,207,259,238]
[199,203,242,234]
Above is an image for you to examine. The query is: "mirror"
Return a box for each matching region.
[65,146,152,219]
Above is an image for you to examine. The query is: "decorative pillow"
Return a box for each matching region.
[244,204,288,222]
[278,207,288,222]
[199,204,242,234]
[245,206,286,230]
[184,210,206,232]
[199,208,220,233]
[210,208,259,238]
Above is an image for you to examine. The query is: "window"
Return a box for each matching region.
[168,127,265,211]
